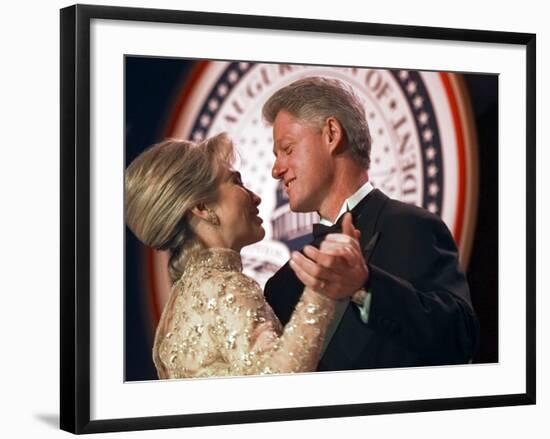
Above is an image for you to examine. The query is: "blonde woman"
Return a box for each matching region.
[125,133,360,379]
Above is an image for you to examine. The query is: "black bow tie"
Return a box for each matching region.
[312,220,343,239]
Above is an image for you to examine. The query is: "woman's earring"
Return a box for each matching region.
[206,209,220,226]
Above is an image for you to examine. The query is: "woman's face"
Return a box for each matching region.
[211,168,265,251]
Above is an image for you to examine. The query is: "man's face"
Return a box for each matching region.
[271,111,334,213]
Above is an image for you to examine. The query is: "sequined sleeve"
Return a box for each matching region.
[214,273,336,376]
[153,248,336,379]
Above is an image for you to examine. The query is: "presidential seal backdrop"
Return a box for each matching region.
[145,61,479,320]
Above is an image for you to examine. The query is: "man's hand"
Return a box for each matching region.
[289,213,369,300]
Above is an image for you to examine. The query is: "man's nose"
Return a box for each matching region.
[272,158,285,180]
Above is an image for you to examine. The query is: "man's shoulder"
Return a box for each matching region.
[377,193,446,231]
[370,193,459,258]
[384,197,435,219]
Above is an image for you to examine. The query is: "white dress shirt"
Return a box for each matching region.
[318,181,374,226]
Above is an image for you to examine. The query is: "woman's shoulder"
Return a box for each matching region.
[181,248,262,298]
[203,269,263,299]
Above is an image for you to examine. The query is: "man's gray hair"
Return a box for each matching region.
[262,76,372,169]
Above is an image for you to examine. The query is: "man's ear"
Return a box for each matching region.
[323,116,344,154]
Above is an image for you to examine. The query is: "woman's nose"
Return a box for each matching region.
[251,190,261,206]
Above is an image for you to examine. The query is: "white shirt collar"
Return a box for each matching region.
[319,181,374,226]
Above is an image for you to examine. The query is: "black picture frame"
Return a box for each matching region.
[60,4,536,434]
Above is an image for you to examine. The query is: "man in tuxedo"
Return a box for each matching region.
[262,76,479,370]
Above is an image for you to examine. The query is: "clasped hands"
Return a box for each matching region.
[289,213,369,301]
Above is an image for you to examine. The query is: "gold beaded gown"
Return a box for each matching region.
[152,247,336,379]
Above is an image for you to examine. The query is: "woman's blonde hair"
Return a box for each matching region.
[124,132,235,283]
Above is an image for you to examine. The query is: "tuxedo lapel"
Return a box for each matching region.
[351,188,388,260]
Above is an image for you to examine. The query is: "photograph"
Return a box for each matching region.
[124,59,498,382]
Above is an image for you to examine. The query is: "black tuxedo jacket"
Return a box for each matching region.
[264,189,480,370]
